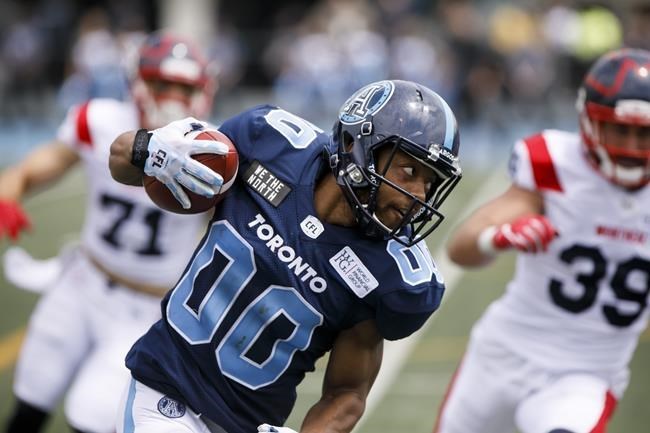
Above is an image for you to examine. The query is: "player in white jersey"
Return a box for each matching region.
[0,32,215,433]
[434,48,650,433]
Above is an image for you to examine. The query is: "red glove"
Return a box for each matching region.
[0,200,31,241]
[478,214,557,255]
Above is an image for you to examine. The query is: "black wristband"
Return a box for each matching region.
[131,129,152,169]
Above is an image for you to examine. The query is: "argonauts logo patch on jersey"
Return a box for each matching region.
[157,396,186,418]
[340,81,394,124]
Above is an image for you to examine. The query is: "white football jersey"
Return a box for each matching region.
[56,99,207,288]
[475,129,650,374]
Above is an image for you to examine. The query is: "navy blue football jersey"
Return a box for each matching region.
[126,105,446,433]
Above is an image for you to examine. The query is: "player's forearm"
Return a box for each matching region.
[300,391,365,433]
[446,207,500,268]
[109,131,144,186]
[0,166,29,202]
[0,143,77,202]
[447,185,547,267]
[447,223,496,267]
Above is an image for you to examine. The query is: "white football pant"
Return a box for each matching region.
[13,252,161,432]
[117,379,228,433]
[434,332,625,433]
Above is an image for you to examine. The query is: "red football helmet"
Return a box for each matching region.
[577,48,650,189]
[132,31,216,129]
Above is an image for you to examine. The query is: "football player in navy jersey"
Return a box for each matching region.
[109,79,462,433]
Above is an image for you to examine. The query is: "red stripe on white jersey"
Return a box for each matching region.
[432,358,464,433]
[76,101,93,147]
[589,391,617,433]
[524,133,563,192]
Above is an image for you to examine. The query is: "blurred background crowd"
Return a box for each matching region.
[1,0,649,166]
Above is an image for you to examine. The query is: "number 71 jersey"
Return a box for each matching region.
[57,99,207,288]
[482,129,650,374]
[125,105,446,433]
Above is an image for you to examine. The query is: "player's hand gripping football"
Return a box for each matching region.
[478,214,557,255]
[143,118,229,209]
[257,423,298,433]
[0,200,31,242]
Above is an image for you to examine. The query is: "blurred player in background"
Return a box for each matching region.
[0,31,216,433]
[108,79,462,433]
[434,48,650,433]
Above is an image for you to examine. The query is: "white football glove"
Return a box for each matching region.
[144,117,229,209]
[3,243,78,293]
[257,423,298,433]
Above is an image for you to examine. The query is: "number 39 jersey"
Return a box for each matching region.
[125,105,446,433]
[477,129,650,375]
[56,99,206,288]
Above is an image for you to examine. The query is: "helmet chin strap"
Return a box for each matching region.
[587,117,649,187]
[372,212,393,238]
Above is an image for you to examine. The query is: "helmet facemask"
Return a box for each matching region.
[134,79,212,129]
[329,80,462,246]
[576,48,650,190]
[579,95,650,189]
[333,126,461,247]
[131,32,216,130]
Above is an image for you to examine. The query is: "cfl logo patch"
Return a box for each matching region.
[151,149,167,169]
[300,215,324,239]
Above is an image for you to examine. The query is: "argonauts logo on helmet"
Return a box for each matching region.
[340,81,394,124]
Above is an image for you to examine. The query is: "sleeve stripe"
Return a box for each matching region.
[524,133,562,192]
[76,101,92,147]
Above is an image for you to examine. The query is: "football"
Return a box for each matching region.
[144,130,239,214]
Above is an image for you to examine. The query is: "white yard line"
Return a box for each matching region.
[354,168,508,432]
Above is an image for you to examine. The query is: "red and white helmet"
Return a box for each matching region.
[132,31,216,129]
[576,48,650,189]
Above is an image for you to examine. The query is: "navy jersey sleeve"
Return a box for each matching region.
[217,105,273,163]
[217,105,325,186]
[338,239,446,341]
[375,281,445,340]
[378,241,446,340]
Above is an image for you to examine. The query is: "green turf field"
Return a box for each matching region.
[0,167,647,433]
